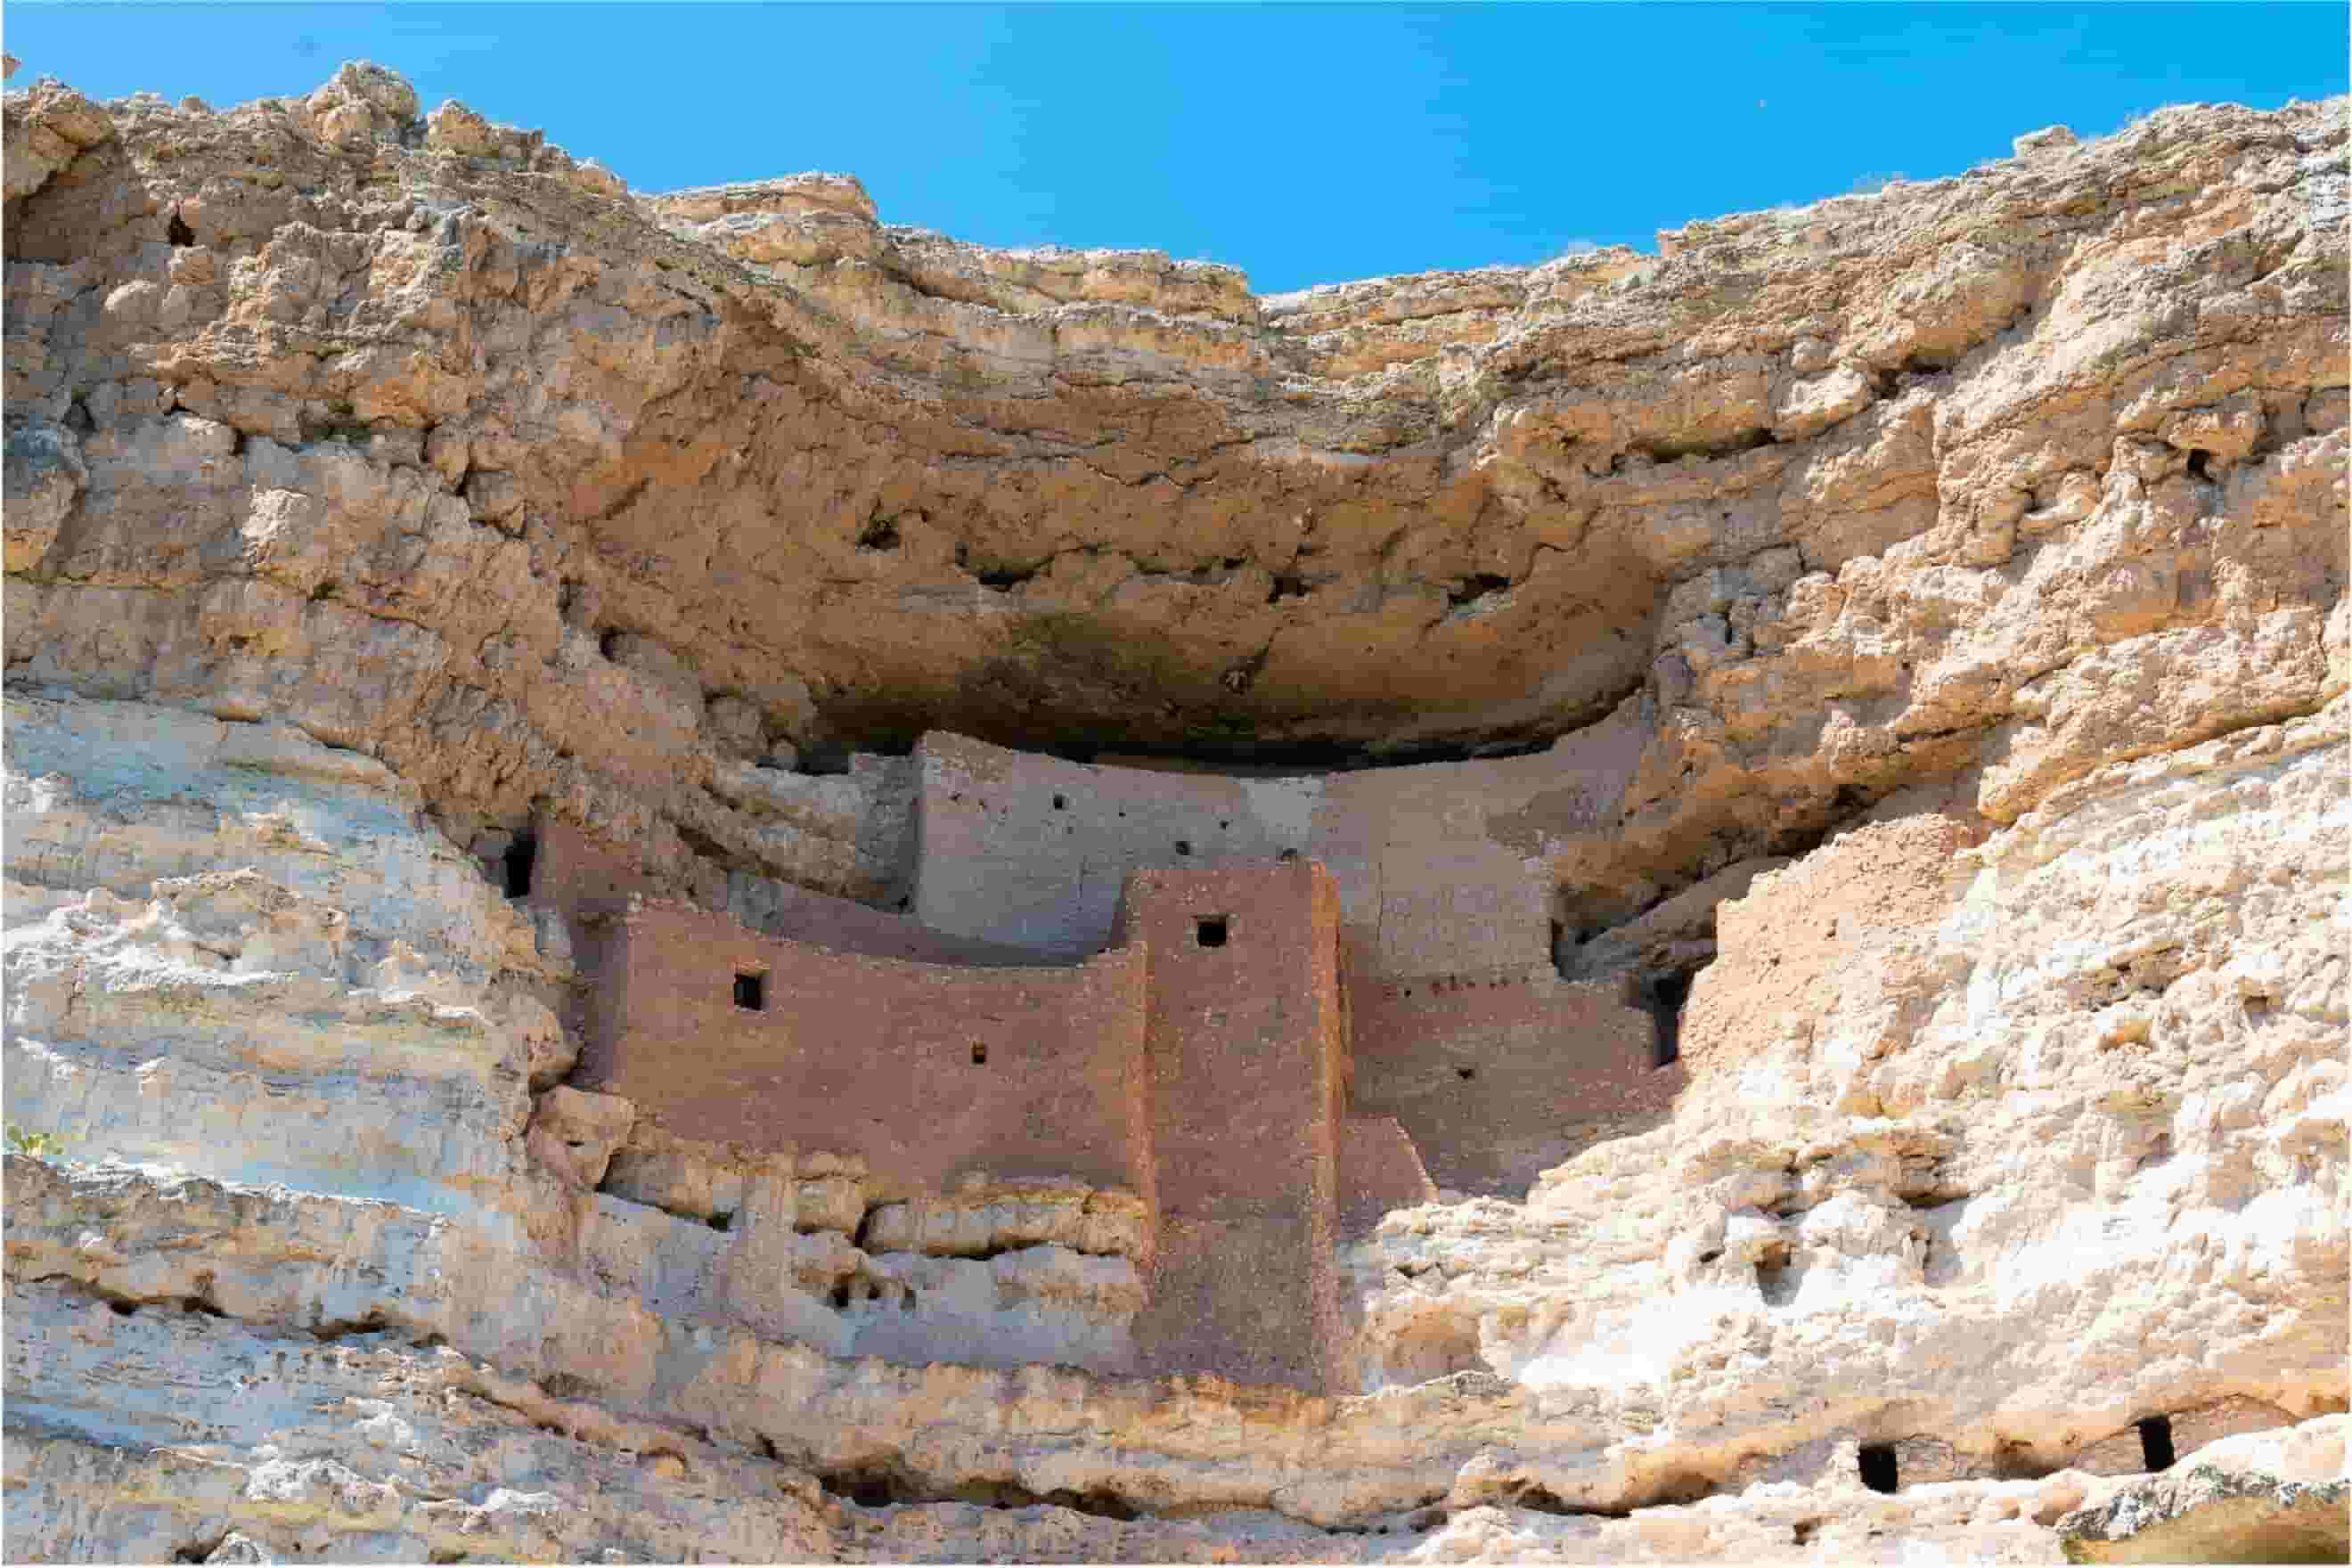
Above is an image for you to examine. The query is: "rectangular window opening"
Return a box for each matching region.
[2137,1416,2175,1471]
[1195,916,1229,949]
[733,971,766,1011]
[970,1042,987,1066]
[1857,1444,1899,1494]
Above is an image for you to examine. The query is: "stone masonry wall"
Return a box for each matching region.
[1337,1115,1437,1239]
[914,732,1304,958]
[913,727,1673,1196]
[1349,969,1678,1196]
[577,902,1151,1204]
[1121,862,1348,1393]
[530,815,662,924]
[912,730,1594,985]
[534,811,1046,966]
[711,877,1053,967]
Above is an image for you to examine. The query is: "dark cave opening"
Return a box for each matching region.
[502,833,536,898]
[1638,968,1695,1068]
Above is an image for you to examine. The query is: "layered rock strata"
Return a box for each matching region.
[4,60,2346,1564]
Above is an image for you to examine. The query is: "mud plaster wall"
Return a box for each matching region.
[912,728,1673,1197]
[914,732,1310,957]
[1123,862,1349,1393]
[531,816,663,922]
[1337,1115,1436,1238]
[912,715,1649,986]
[713,878,1053,967]
[1349,971,1678,1196]
[579,902,1150,1203]
[536,811,1045,966]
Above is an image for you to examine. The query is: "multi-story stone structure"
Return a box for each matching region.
[541,732,1680,1392]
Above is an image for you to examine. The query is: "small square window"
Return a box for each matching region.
[1196,916,1229,949]
[733,971,766,1010]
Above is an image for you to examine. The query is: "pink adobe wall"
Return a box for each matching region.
[730,878,1055,967]
[531,816,663,922]
[1122,862,1348,1394]
[577,901,1151,1204]
[1348,968,1678,1197]
[561,825,1661,1381]
[534,812,1049,967]
[902,730,1682,1201]
[1316,755,1559,982]
[1338,1115,1436,1239]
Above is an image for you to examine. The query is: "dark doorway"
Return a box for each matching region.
[1641,968,1695,1067]
[502,833,537,898]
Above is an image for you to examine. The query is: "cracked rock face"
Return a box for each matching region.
[6,69,2344,907]
[4,61,2347,1564]
[2054,1417,2351,1563]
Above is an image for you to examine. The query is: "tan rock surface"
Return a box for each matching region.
[2054,1415,2350,1563]
[5,72,2340,902]
[4,63,2345,1563]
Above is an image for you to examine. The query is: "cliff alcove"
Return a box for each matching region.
[3,57,2347,1564]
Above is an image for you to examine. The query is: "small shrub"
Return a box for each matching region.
[7,1125,69,1160]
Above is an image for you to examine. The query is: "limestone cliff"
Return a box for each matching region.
[4,61,2345,1564]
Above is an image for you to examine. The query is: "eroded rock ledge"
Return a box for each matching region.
[4,60,2347,1564]
[6,66,2343,912]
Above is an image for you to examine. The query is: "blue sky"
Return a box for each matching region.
[9,4,2343,292]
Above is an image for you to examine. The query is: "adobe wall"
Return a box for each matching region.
[913,724,1671,1198]
[708,750,920,907]
[577,902,1151,1204]
[1347,969,1678,1196]
[718,878,1053,967]
[530,818,667,1049]
[1123,862,1348,1393]
[911,715,1647,987]
[534,810,1049,966]
[1337,1115,1436,1239]
[1317,755,1558,979]
[914,732,1311,959]
[530,815,664,924]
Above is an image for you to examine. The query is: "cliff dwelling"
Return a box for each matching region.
[4,41,2345,1564]
[531,731,1677,1391]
